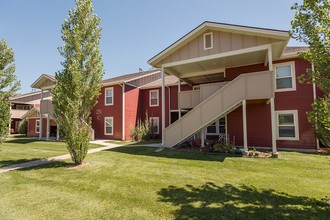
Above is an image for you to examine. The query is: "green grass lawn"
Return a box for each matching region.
[107,139,161,145]
[0,146,329,219]
[0,138,100,167]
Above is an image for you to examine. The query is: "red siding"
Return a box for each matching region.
[124,84,140,140]
[27,118,47,137]
[91,85,123,140]
[274,58,316,149]
[227,103,272,147]
[226,63,268,81]
[226,58,317,150]
[139,88,163,139]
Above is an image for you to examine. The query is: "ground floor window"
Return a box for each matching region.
[35,119,40,133]
[149,117,159,134]
[104,117,113,135]
[276,110,299,140]
[206,117,226,135]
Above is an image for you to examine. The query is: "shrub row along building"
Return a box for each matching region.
[10,22,321,153]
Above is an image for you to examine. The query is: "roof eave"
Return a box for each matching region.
[148,21,290,67]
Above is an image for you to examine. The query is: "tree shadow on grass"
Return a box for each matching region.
[107,146,242,162]
[4,138,41,144]
[18,161,72,171]
[158,182,330,220]
[0,158,42,168]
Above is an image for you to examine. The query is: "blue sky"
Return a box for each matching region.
[0,0,303,93]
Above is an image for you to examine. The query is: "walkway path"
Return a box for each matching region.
[0,140,161,174]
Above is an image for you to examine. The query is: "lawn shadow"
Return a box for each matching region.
[0,158,42,168]
[107,146,242,162]
[18,161,72,171]
[158,182,330,220]
[4,138,41,144]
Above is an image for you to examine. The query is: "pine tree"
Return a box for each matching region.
[52,0,104,164]
[0,39,20,143]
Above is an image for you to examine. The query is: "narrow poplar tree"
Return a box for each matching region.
[0,39,20,143]
[52,0,104,164]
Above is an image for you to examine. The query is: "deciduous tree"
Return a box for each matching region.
[52,0,104,164]
[291,0,330,147]
[0,39,20,143]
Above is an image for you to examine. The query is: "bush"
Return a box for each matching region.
[18,119,27,135]
[212,143,234,153]
[307,97,330,147]
[129,112,154,142]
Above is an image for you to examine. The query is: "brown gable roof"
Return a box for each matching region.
[284,46,308,54]
[102,69,160,85]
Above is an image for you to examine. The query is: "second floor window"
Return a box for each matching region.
[275,62,296,92]
[105,87,113,105]
[149,90,159,107]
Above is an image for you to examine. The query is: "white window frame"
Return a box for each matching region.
[104,87,114,106]
[275,110,299,140]
[149,117,159,134]
[203,32,213,50]
[149,90,159,107]
[206,116,227,135]
[35,119,40,134]
[274,61,296,92]
[104,117,113,135]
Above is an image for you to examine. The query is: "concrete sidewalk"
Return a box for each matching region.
[0,141,121,174]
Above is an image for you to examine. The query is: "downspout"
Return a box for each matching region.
[8,102,12,135]
[312,63,320,149]
[161,67,165,146]
[119,83,125,141]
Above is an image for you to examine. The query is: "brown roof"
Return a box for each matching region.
[102,69,160,85]
[10,109,29,119]
[284,46,308,54]
[139,75,183,89]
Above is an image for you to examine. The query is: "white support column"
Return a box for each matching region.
[242,100,248,151]
[122,83,125,141]
[268,45,273,71]
[46,114,50,140]
[56,123,60,141]
[39,89,43,140]
[201,129,205,147]
[178,78,181,118]
[161,67,166,146]
[270,98,277,154]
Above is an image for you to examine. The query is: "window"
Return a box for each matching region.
[203,32,213,50]
[149,117,159,134]
[207,122,217,134]
[104,117,113,135]
[276,110,299,140]
[218,117,226,134]
[149,90,159,107]
[206,117,226,135]
[16,105,32,110]
[105,87,113,105]
[35,120,40,133]
[274,62,296,92]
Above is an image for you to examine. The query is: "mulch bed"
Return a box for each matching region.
[318,148,330,155]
